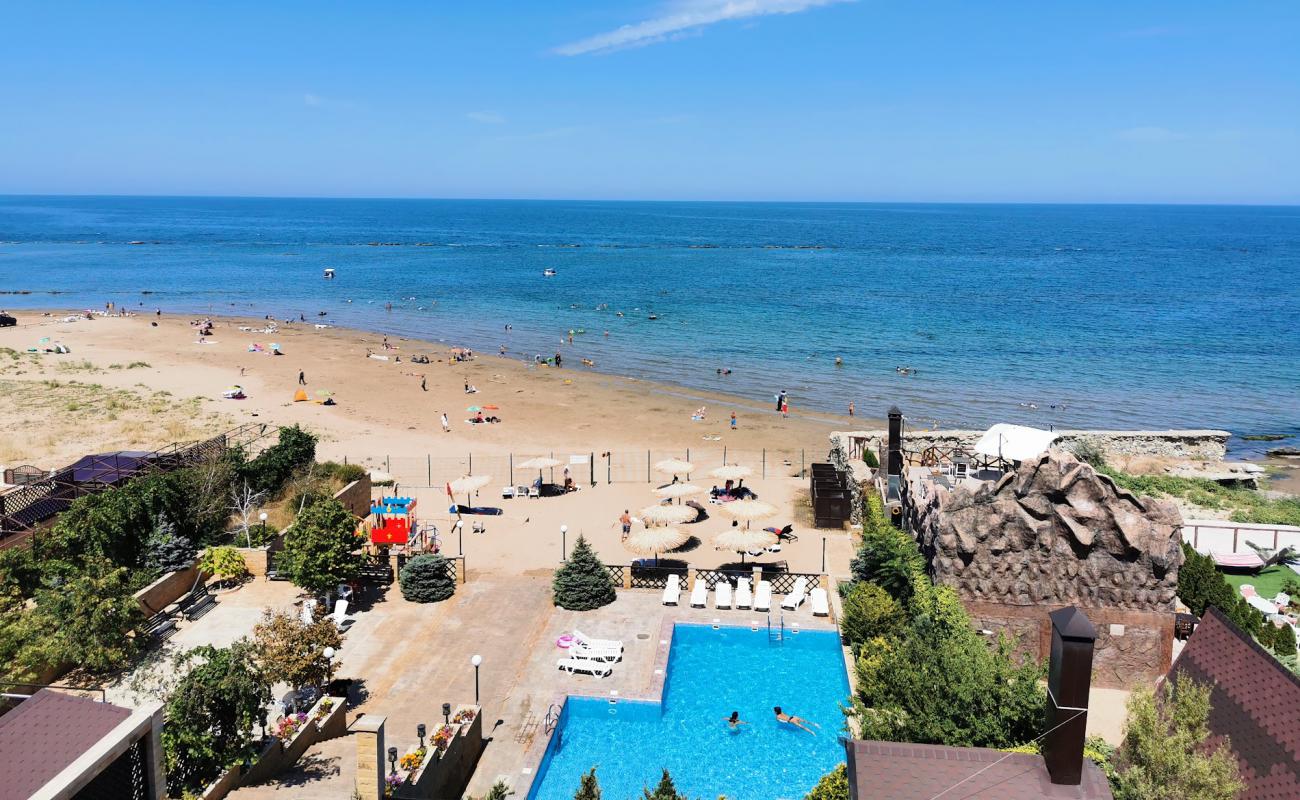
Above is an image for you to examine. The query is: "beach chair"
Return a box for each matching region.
[573,629,624,653]
[528,485,540,499]
[810,587,830,617]
[331,599,355,631]
[716,580,733,609]
[557,657,613,678]
[501,485,516,499]
[735,577,753,609]
[782,577,809,610]
[690,579,708,608]
[571,641,622,663]
[754,581,773,612]
[662,574,682,606]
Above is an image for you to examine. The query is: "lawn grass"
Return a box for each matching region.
[1221,566,1296,600]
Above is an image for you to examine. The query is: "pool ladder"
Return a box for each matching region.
[767,612,786,644]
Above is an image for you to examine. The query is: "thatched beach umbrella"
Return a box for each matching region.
[713,528,779,563]
[448,474,491,508]
[654,458,694,477]
[624,526,689,565]
[640,504,698,526]
[709,465,754,482]
[717,499,777,529]
[518,456,563,485]
[654,483,703,504]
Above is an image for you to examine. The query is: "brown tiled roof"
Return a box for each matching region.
[0,689,132,800]
[1168,606,1300,800]
[848,740,1114,800]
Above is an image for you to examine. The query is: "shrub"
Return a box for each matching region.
[252,608,342,689]
[146,514,196,574]
[20,564,145,674]
[840,581,905,652]
[400,554,457,603]
[279,498,363,596]
[642,770,686,800]
[805,763,849,800]
[850,494,925,603]
[316,461,368,484]
[199,546,248,583]
[1068,439,1108,469]
[553,535,616,611]
[234,425,318,496]
[573,768,601,800]
[1177,543,1266,639]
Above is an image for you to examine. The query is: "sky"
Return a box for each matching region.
[1,0,1297,203]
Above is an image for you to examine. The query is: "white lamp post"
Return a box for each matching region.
[471,654,482,705]
[560,525,568,561]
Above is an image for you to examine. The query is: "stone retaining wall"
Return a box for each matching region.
[831,428,1231,465]
[133,561,201,615]
[199,696,348,800]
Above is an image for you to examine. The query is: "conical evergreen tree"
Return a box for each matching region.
[400,553,456,603]
[643,770,686,800]
[146,513,196,574]
[573,767,601,800]
[552,535,616,611]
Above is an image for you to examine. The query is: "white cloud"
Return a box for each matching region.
[1116,126,1186,143]
[554,0,851,56]
[467,111,507,124]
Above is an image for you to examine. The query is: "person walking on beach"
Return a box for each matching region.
[848,401,854,417]
[440,412,450,433]
[619,510,632,540]
[298,370,306,386]
[730,412,737,430]
[776,390,787,412]
[781,398,789,418]
[420,375,427,391]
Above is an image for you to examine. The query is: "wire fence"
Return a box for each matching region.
[357,448,817,490]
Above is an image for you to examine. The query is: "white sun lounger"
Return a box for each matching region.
[690,579,708,608]
[573,629,623,653]
[557,657,612,677]
[735,577,752,610]
[754,580,772,612]
[782,577,809,610]
[716,580,733,609]
[662,574,682,606]
[331,599,355,630]
[810,587,830,617]
[572,641,622,662]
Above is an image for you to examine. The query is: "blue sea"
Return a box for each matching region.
[1,197,1297,443]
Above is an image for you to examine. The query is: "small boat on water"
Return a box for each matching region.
[543,269,557,277]
[323,268,336,279]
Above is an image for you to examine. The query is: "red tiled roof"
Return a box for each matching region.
[848,740,1114,800]
[0,689,132,800]
[1168,607,1300,800]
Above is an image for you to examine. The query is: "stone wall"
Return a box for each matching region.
[333,476,373,518]
[832,428,1230,465]
[827,432,879,526]
[133,561,201,615]
[200,696,349,800]
[907,451,1184,688]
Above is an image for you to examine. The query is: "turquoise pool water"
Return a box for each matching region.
[528,624,851,800]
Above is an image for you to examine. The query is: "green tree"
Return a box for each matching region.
[1177,544,1237,618]
[804,763,849,800]
[146,514,196,574]
[19,563,144,674]
[1111,674,1244,800]
[573,767,601,800]
[643,770,687,800]
[400,553,457,603]
[852,576,1045,748]
[252,608,342,689]
[279,498,363,596]
[480,781,511,800]
[235,425,318,496]
[849,495,925,603]
[553,535,616,611]
[840,581,905,652]
[162,641,272,795]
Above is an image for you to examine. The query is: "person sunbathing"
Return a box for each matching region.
[773,706,817,734]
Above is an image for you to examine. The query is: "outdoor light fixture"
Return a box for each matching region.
[441,703,451,725]
[471,654,483,705]
[387,746,398,776]
[323,646,336,686]
[560,524,568,561]
[259,511,268,539]
[417,723,426,748]
[454,518,464,555]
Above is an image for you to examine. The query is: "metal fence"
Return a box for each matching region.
[601,565,823,594]
[362,447,817,490]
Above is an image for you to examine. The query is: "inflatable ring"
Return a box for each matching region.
[556,634,575,649]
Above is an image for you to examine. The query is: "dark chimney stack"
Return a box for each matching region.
[886,406,904,477]
[1043,607,1096,785]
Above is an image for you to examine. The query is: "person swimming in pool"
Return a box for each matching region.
[724,711,748,730]
[773,706,818,734]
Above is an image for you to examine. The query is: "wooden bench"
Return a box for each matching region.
[179,586,216,621]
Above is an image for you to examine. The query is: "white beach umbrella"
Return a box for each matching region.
[654,458,695,476]
[640,504,698,526]
[624,527,690,564]
[518,456,563,485]
[717,499,777,528]
[448,474,491,508]
[709,465,754,481]
[713,528,779,563]
[654,483,703,503]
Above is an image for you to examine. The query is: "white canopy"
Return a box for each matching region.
[973,424,1058,462]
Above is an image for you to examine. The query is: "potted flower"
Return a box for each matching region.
[431,724,455,754]
[384,772,403,797]
[314,697,335,722]
[274,711,308,740]
[399,748,426,772]
[451,707,476,725]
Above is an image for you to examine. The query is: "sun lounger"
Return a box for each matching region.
[528,485,540,498]
[690,579,708,608]
[572,641,622,662]
[716,580,733,609]
[754,580,772,612]
[501,485,516,498]
[810,587,830,617]
[573,629,624,653]
[782,577,809,610]
[735,577,752,609]
[557,657,613,677]
[331,599,355,630]
[662,574,682,606]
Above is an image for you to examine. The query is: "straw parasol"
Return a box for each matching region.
[654,483,703,503]
[709,465,754,481]
[448,475,491,508]
[654,458,694,477]
[713,528,778,563]
[624,526,689,564]
[518,456,563,486]
[640,504,698,526]
[717,499,777,529]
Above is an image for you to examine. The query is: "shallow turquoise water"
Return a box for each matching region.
[528,624,850,800]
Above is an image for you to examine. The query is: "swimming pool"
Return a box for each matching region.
[527,624,851,800]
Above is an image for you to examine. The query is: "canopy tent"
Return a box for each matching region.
[973,424,1059,463]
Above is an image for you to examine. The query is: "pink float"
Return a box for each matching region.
[556,634,575,649]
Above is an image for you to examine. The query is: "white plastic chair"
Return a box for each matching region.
[782,577,808,610]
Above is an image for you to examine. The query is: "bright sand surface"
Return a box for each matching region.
[0,311,862,574]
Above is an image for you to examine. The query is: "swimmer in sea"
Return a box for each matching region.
[724,711,748,730]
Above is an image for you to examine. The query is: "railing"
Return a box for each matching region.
[629,564,686,589]
[603,565,626,585]
[543,703,562,734]
[765,571,821,595]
